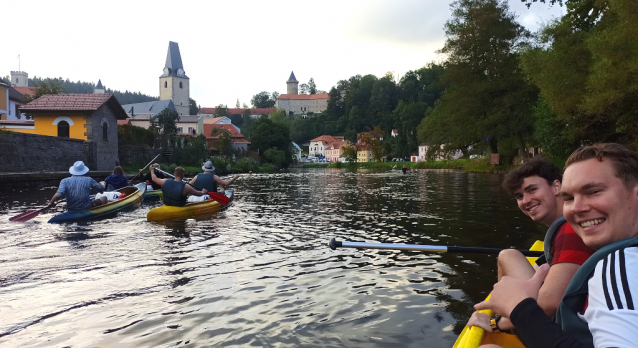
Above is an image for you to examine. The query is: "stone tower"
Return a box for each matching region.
[286,71,298,95]
[10,71,28,87]
[94,79,105,94]
[159,41,190,116]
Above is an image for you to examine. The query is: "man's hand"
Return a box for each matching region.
[474,263,550,318]
[467,312,492,332]
[139,169,143,173]
[202,188,208,194]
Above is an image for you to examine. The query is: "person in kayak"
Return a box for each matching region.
[46,161,108,210]
[101,166,128,191]
[475,143,638,348]
[139,163,166,190]
[188,160,239,193]
[151,166,207,207]
[467,157,594,334]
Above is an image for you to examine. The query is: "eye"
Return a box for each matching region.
[563,196,573,202]
[514,194,523,200]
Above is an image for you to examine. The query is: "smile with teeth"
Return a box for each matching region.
[580,219,605,228]
[527,204,540,212]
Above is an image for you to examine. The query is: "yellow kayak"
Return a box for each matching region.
[452,240,544,348]
[147,190,233,221]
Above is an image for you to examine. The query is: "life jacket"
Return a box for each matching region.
[194,173,217,193]
[162,179,187,207]
[543,215,567,265]
[555,236,638,347]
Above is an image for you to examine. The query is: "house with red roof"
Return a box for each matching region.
[325,140,351,162]
[3,93,128,170]
[309,135,344,157]
[204,122,251,152]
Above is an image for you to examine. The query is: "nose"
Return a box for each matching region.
[522,192,531,205]
[571,195,589,215]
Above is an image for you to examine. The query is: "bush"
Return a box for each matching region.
[234,158,260,173]
[173,135,209,166]
[259,163,277,172]
[263,148,286,168]
[118,125,155,146]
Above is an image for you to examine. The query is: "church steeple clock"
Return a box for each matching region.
[159,41,190,116]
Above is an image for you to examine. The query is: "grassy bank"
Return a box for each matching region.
[311,158,514,172]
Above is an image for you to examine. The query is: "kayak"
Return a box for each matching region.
[48,183,146,223]
[145,189,163,201]
[146,190,234,222]
[452,240,544,348]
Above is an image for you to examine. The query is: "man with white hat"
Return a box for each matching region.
[189,160,239,193]
[47,161,108,210]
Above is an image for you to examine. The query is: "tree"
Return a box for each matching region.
[249,118,292,167]
[341,144,357,163]
[271,91,280,102]
[150,107,179,145]
[189,98,199,115]
[236,99,240,108]
[21,78,66,119]
[418,0,537,159]
[263,148,287,167]
[308,78,317,94]
[299,83,309,95]
[251,91,275,108]
[214,104,228,117]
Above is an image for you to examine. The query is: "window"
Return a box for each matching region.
[58,121,69,138]
[16,78,19,84]
[177,127,184,134]
[102,123,108,141]
[164,81,167,88]
[188,126,195,134]
[180,82,183,88]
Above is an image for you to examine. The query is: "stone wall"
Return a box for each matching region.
[0,131,89,172]
[118,144,163,166]
[90,104,120,171]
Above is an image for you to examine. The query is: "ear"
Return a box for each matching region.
[552,180,561,195]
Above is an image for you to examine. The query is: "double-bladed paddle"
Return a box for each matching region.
[9,200,66,223]
[129,153,161,184]
[154,168,230,205]
[328,237,544,257]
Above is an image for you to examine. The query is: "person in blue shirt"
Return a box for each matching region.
[101,166,129,191]
[47,161,108,210]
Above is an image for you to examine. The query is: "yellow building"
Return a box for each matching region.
[0,79,9,120]
[0,94,128,170]
[357,144,373,162]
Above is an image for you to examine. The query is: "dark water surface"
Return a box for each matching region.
[0,169,545,347]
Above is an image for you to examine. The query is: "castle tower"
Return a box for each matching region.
[286,71,298,95]
[159,41,190,116]
[94,79,105,94]
[10,71,28,87]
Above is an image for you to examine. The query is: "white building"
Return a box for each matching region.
[309,135,344,157]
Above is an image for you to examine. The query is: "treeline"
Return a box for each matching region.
[28,77,159,105]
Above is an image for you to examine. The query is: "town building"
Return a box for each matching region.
[275,72,329,115]
[2,94,127,170]
[391,129,398,137]
[159,41,190,116]
[357,143,373,163]
[198,107,275,119]
[325,140,350,162]
[197,116,235,136]
[121,100,177,129]
[203,121,250,152]
[418,144,463,161]
[0,79,10,120]
[309,135,344,157]
[94,79,105,94]
[176,115,200,135]
[10,71,36,99]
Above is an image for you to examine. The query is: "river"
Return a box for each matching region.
[0,169,546,347]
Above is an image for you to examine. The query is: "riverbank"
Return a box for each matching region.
[303,158,511,172]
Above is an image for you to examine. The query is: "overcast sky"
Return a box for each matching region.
[3,0,563,108]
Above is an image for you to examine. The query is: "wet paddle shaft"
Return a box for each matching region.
[329,238,543,257]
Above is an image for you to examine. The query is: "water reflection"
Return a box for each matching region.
[0,169,545,347]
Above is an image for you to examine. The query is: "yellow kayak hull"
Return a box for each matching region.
[452,240,544,348]
[146,190,233,221]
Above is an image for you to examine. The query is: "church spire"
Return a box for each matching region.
[287,71,297,82]
[161,41,187,78]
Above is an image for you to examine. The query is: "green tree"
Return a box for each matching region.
[419,0,536,159]
[249,118,292,167]
[251,91,276,108]
[341,144,357,163]
[214,104,228,117]
[150,107,179,140]
[308,78,317,94]
[189,98,199,115]
[263,148,286,167]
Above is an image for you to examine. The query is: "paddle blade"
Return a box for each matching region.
[208,192,230,205]
[9,209,42,222]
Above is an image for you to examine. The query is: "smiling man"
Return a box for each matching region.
[467,157,594,334]
[476,143,638,348]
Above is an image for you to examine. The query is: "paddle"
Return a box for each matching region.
[328,238,544,257]
[154,168,230,205]
[9,199,66,222]
[129,154,161,184]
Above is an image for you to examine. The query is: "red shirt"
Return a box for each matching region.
[551,222,595,265]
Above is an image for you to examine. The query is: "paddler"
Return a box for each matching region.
[150,166,207,207]
[467,156,594,334]
[139,163,166,190]
[475,143,638,348]
[101,166,128,191]
[46,161,108,210]
[188,160,239,193]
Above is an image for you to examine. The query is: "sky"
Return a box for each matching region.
[2,0,564,108]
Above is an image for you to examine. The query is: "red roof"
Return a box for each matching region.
[0,120,34,126]
[310,135,338,145]
[199,108,275,115]
[20,94,128,119]
[13,87,37,97]
[392,129,398,134]
[277,94,329,100]
[117,119,131,126]
[326,140,349,150]
[205,123,241,137]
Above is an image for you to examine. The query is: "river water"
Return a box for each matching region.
[0,169,545,347]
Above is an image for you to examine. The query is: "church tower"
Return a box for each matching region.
[94,79,105,94]
[159,41,190,116]
[286,71,298,95]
